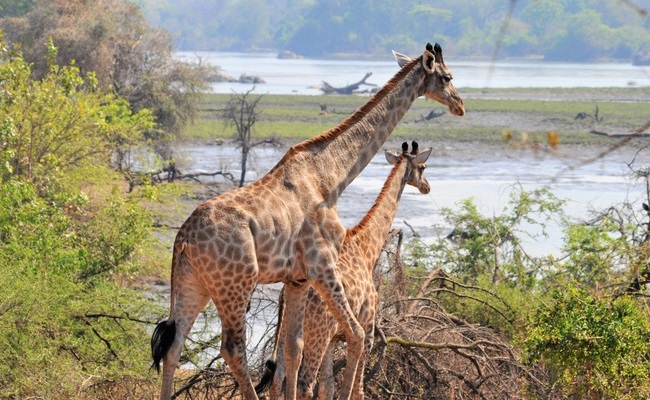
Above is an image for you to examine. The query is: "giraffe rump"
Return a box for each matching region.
[151,320,176,373]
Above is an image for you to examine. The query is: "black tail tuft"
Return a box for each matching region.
[151,320,176,373]
[254,359,277,395]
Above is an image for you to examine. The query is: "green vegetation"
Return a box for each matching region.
[182,90,649,145]
[135,0,650,62]
[526,287,650,399]
[0,38,165,398]
[405,184,650,397]
[1,1,650,396]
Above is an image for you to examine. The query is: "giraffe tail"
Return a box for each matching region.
[151,240,184,373]
[254,359,277,394]
[255,286,285,395]
[151,320,176,373]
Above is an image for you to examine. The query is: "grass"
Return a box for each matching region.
[182,88,650,146]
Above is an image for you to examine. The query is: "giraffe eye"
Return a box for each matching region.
[441,74,452,84]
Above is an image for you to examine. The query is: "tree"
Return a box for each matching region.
[525,287,650,398]
[0,37,161,399]
[0,0,212,136]
[0,38,154,187]
[136,0,650,61]
[411,187,564,286]
[222,89,280,187]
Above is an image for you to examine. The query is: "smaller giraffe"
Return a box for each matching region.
[256,141,432,399]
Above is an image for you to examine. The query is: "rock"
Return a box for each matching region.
[277,50,303,59]
[238,74,266,84]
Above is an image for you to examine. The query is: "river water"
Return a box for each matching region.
[177,51,650,94]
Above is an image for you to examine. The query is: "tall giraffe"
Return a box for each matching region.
[257,141,432,400]
[151,42,464,400]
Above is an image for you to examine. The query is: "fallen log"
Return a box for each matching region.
[590,130,650,138]
[320,72,376,94]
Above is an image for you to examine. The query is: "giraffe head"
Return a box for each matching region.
[385,141,432,194]
[393,43,465,116]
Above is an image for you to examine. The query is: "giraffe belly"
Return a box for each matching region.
[254,232,303,284]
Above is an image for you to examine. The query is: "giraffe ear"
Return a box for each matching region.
[422,47,435,74]
[433,42,445,66]
[414,148,433,164]
[385,149,400,165]
[393,50,411,68]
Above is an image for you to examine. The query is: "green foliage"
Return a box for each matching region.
[0,37,163,397]
[562,218,629,286]
[0,180,159,398]
[404,179,650,396]
[138,0,650,61]
[525,287,650,399]
[415,187,564,285]
[0,39,154,187]
[404,187,564,336]
[555,202,647,290]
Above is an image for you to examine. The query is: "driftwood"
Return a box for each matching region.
[126,165,234,192]
[590,130,650,138]
[416,109,446,122]
[320,72,376,95]
[575,104,603,122]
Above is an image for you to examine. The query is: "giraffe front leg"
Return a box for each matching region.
[317,340,336,400]
[282,281,309,400]
[351,320,375,400]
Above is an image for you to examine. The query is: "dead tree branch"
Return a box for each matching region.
[320,72,376,94]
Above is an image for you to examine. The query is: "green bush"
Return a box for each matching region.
[525,287,650,399]
[0,179,158,398]
[0,38,154,187]
[0,38,162,398]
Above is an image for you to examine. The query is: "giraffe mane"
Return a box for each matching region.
[346,154,405,237]
[288,55,423,155]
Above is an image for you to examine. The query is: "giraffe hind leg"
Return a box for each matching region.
[157,278,211,400]
[213,284,260,399]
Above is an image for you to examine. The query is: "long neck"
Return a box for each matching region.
[276,57,423,202]
[346,157,409,271]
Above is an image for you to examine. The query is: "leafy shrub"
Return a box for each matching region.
[0,38,154,187]
[404,188,564,336]
[0,38,162,398]
[0,178,159,398]
[525,287,650,399]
